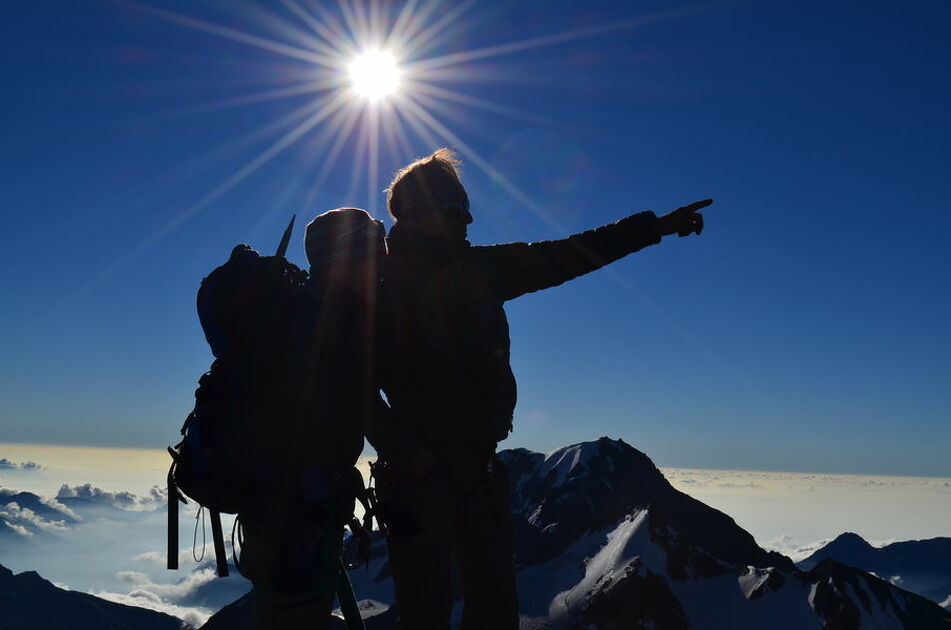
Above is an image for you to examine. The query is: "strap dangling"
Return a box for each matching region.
[167,466,179,570]
[209,509,229,577]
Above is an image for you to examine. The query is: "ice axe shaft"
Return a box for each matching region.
[275,214,296,258]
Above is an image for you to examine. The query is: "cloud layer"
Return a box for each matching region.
[56,483,167,510]
[0,458,44,471]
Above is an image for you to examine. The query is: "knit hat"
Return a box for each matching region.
[304,208,385,268]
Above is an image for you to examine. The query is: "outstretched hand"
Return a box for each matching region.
[654,199,712,238]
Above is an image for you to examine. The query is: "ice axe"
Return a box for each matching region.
[275,214,296,258]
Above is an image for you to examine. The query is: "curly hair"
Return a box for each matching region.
[385,148,467,221]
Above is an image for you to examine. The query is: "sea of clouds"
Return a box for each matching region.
[2,447,950,626]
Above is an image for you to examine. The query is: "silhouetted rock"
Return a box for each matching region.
[0,563,188,629]
[500,437,793,577]
[200,439,951,628]
[799,532,951,606]
[803,558,951,630]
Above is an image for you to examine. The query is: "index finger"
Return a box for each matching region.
[676,199,713,213]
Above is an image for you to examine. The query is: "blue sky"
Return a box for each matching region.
[1,0,949,475]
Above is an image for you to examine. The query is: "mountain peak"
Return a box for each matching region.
[829,532,874,551]
[535,437,664,489]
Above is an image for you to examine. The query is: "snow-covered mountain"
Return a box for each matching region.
[0,562,188,629]
[798,532,951,608]
[203,438,951,629]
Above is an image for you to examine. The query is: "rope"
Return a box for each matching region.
[192,505,206,562]
[231,514,244,573]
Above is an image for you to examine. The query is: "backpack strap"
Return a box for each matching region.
[209,509,229,577]
[167,463,178,570]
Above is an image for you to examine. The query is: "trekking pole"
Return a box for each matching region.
[276,214,296,258]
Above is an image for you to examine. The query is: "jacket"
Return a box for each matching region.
[379,211,662,486]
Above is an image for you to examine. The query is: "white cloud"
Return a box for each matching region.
[38,495,80,520]
[117,570,151,585]
[0,459,45,471]
[113,567,219,602]
[761,534,833,563]
[136,543,218,568]
[57,483,138,508]
[0,502,69,533]
[86,566,234,628]
[3,519,33,537]
[55,483,167,511]
[91,589,210,628]
[940,594,951,610]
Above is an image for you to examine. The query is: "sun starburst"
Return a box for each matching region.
[348,49,402,102]
[104,0,714,278]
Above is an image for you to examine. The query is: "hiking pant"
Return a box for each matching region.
[385,456,519,630]
[238,512,342,630]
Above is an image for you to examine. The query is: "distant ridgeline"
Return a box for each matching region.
[207,438,951,630]
[0,563,182,630]
[4,438,951,629]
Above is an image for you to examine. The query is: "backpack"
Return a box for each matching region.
[165,219,378,623]
[167,219,306,577]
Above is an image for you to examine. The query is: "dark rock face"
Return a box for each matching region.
[799,532,951,605]
[203,438,951,629]
[201,591,399,629]
[0,563,188,630]
[575,559,689,630]
[802,559,951,630]
[501,437,793,579]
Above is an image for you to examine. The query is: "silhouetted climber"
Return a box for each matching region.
[373,148,710,630]
[235,208,385,630]
[170,208,384,630]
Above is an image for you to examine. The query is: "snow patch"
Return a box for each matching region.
[539,443,601,488]
[738,567,771,600]
[548,509,662,623]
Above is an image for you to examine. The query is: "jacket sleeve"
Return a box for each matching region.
[474,211,662,301]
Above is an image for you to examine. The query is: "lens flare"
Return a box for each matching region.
[348,49,401,102]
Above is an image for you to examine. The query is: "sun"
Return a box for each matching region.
[347,49,402,102]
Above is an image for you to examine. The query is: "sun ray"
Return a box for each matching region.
[214,0,336,59]
[379,102,416,174]
[306,0,359,54]
[398,95,563,231]
[337,0,370,48]
[398,0,476,61]
[281,0,356,56]
[390,96,444,153]
[117,0,339,68]
[345,107,371,208]
[72,95,331,242]
[408,3,724,72]
[369,1,386,46]
[301,103,366,212]
[404,80,555,126]
[390,0,451,55]
[384,0,421,51]
[367,103,381,214]
[83,93,349,291]
[177,77,343,116]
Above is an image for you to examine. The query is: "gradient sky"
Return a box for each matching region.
[1,0,949,475]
